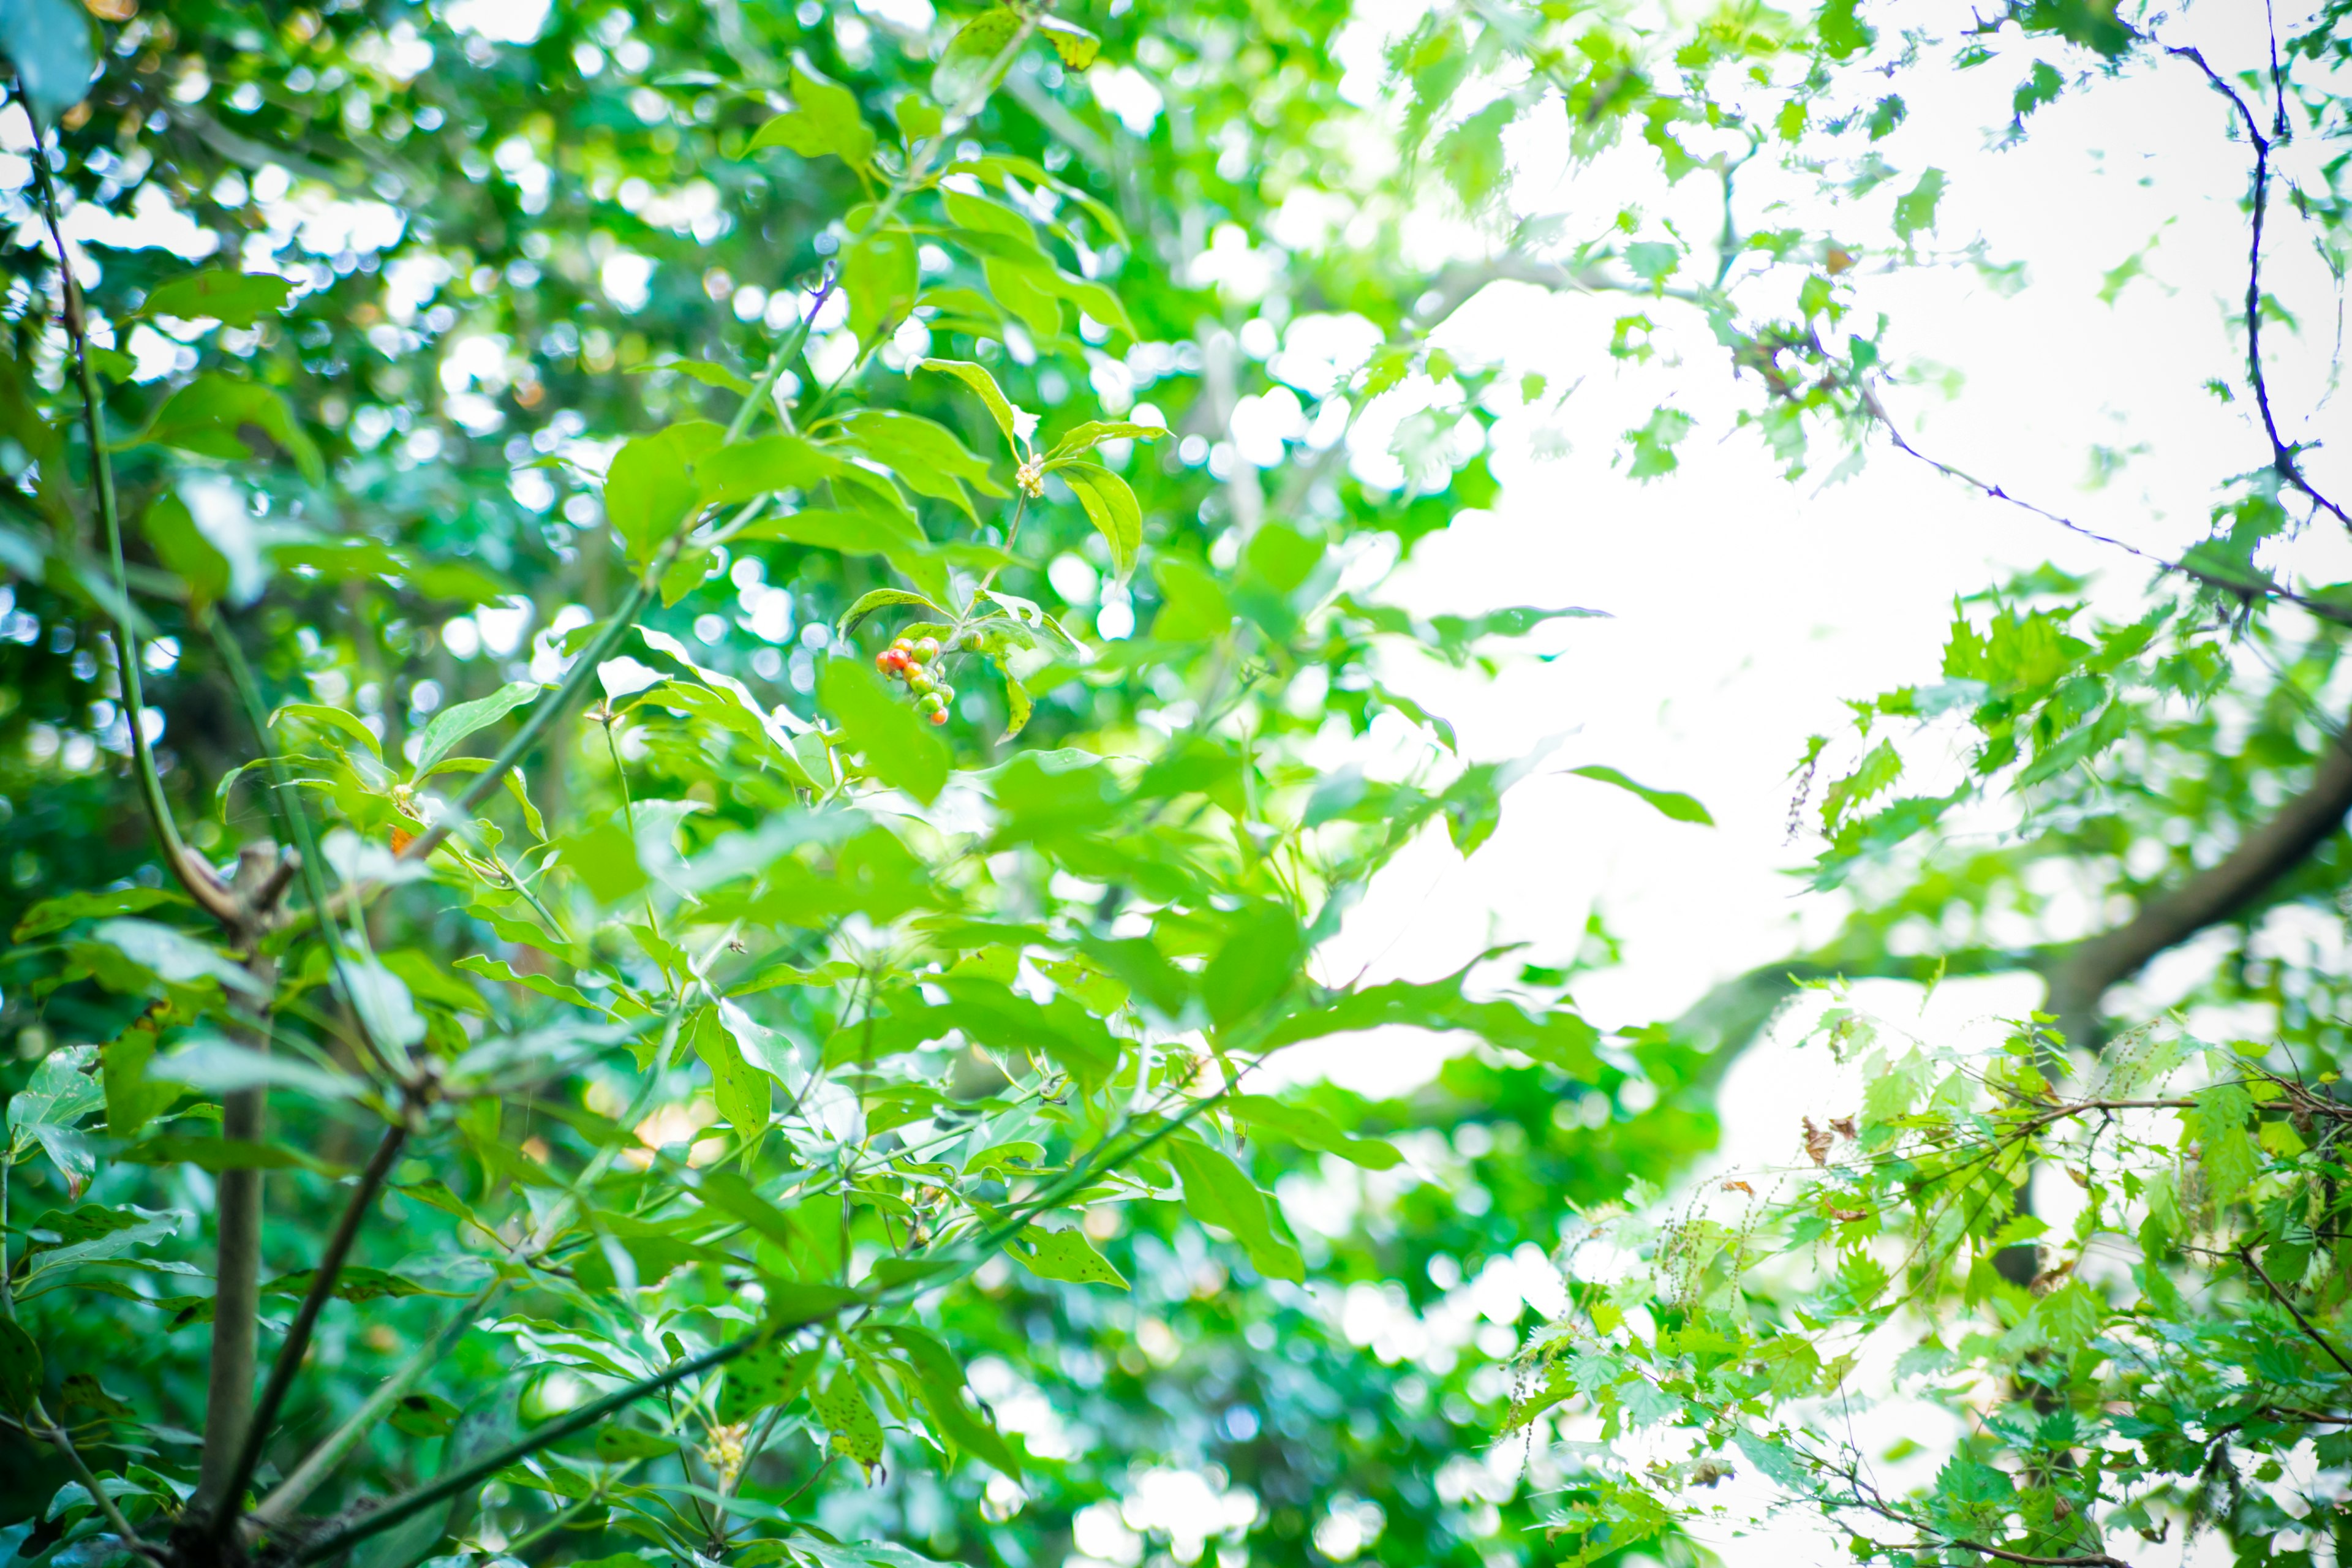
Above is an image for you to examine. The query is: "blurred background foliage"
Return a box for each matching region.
[4,0,2352,1566]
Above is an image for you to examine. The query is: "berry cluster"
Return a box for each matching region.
[876,635,954,725]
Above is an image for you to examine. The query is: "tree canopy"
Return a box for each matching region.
[2,2,2351,1567]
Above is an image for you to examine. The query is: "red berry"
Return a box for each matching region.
[874,650,895,673]
[927,708,948,726]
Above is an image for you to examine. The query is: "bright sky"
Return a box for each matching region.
[1296,4,2352,1094]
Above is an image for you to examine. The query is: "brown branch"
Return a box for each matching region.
[2168,46,2350,532]
[2042,718,2352,1044]
[2238,1245,2352,1381]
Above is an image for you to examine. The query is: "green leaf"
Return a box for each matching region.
[1150,557,1230,642]
[141,494,231,610]
[137,268,296,328]
[1226,1094,1401,1169]
[694,1006,772,1138]
[1045,421,1168,463]
[0,0,95,124]
[1568,764,1714,826]
[0,1317,40,1415]
[13,886,183,943]
[718,1339,820,1425]
[630,356,755,394]
[810,1374,885,1468]
[263,1265,437,1303]
[916,358,1026,450]
[746,58,877,167]
[1057,462,1144,583]
[388,1392,461,1438]
[1201,902,1304,1030]
[1894,167,1947,240]
[134,374,324,484]
[837,588,948,639]
[873,1324,1025,1477]
[1015,1226,1129,1289]
[1037,17,1101,69]
[102,1012,176,1140]
[697,432,847,504]
[930,8,1025,111]
[1169,1139,1303,1283]
[83,918,269,997]
[605,421,724,568]
[838,409,1008,518]
[2192,1082,2259,1206]
[415,681,541,777]
[843,223,919,350]
[818,658,950,804]
[592,1425,676,1461]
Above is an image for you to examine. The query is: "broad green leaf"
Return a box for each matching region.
[1201,902,1304,1030]
[1016,1226,1129,1289]
[83,918,269,997]
[1569,764,1714,826]
[592,1425,676,1461]
[696,432,846,504]
[134,374,324,484]
[1038,17,1101,69]
[718,1339,819,1425]
[1057,461,1144,582]
[843,222,919,350]
[1894,167,1947,239]
[141,493,232,609]
[694,1006,772,1137]
[873,1324,1025,1477]
[746,59,877,167]
[810,1374,885,1468]
[605,421,724,567]
[1150,556,1229,641]
[1226,1093,1401,1169]
[387,1392,460,1438]
[818,658,949,804]
[13,886,183,943]
[275,701,383,758]
[137,268,296,327]
[415,681,541,777]
[1045,421,1167,463]
[733,508,928,558]
[930,7,1025,111]
[1169,1139,1304,1283]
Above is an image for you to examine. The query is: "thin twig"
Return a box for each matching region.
[24,130,237,927]
[2168,45,2349,531]
[1860,383,2352,626]
[213,1119,410,1538]
[2238,1244,2352,1380]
